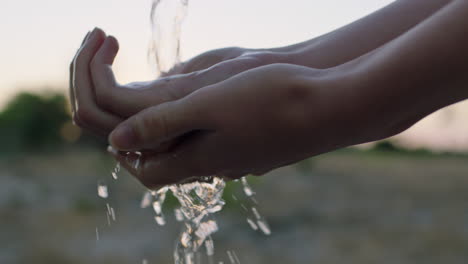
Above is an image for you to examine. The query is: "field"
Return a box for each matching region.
[1,148,468,264]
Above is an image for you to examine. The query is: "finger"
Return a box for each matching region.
[109,139,210,189]
[91,36,163,118]
[97,54,268,119]
[108,149,163,190]
[109,97,210,151]
[69,31,91,114]
[73,28,123,135]
[90,36,122,111]
[92,36,119,85]
[107,148,176,189]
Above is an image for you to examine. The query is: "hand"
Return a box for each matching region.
[161,47,250,76]
[107,64,379,189]
[70,28,289,137]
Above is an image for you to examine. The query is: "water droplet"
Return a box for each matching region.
[205,237,215,256]
[240,177,254,197]
[232,251,241,264]
[97,182,108,199]
[246,218,258,231]
[106,203,112,226]
[251,207,261,220]
[227,251,236,264]
[134,157,141,170]
[110,207,116,221]
[226,250,241,264]
[152,201,162,215]
[106,213,111,226]
[185,252,194,264]
[112,162,120,180]
[141,191,153,208]
[95,227,100,241]
[240,204,248,212]
[257,220,271,235]
[155,215,166,226]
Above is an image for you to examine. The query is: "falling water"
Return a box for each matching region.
[147,1,230,262]
[148,0,188,75]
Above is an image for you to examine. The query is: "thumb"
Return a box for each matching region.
[109,98,206,151]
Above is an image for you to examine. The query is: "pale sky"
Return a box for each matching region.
[1,0,468,151]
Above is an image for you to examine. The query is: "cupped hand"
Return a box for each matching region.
[107,64,372,189]
[70,28,288,137]
[160,47,251,76]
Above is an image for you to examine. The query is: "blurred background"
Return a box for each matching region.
[1,0,468,263]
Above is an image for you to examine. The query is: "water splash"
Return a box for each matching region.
[145,1,270,262]
[151,187,168,226]
[112,162,121,180]
[170,177,226,264]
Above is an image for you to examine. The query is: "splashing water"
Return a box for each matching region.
[147,1,230,261]
[170,178,226,264]
[140,176,226,263]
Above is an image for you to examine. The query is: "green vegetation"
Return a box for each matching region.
[0,91,105,155]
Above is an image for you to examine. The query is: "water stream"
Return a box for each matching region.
[96,1,270,263]
[147,1,231,262]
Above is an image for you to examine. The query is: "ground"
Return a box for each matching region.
[1,148,467,264]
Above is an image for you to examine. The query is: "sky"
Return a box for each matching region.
[1,0,468,151]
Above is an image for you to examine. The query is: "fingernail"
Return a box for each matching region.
[110,124,136,150]
[89,27,101,40]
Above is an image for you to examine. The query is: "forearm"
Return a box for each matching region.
[340,0,468,139]
[270,0,451,68]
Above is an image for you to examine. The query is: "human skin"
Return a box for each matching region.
[69,0,467,188]
[70,0,450,135]
[106,0,468,188]
[167,0,452,74]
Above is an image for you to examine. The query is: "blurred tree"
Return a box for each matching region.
[373,140,400,152]
[0,91,109,154]
[0,92,70,152]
